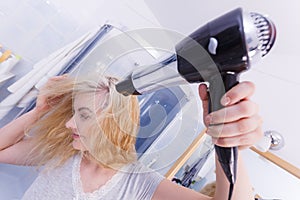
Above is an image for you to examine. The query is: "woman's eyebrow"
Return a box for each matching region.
[78,107,93,113]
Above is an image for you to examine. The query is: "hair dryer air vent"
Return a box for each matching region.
[251,12,276,57]
[244,11,276,64]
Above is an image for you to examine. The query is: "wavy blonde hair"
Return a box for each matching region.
[27,75,140,169]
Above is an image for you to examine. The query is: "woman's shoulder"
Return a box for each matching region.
[22,155,76,200]
[125,161,155,173]
[116,161,164,200]
[39,153,78,174]
[123,161,164,180]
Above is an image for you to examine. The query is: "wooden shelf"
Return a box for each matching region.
[165,128,300,181]
[164,129,207,179]
[250,146,300,179]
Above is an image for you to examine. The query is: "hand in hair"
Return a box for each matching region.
[35,75,69,114]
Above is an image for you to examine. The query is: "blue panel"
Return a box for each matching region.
[135,87,187,156]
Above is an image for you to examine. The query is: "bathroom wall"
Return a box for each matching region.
[0,0,161,64]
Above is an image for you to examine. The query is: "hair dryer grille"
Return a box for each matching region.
[250,12,276,57]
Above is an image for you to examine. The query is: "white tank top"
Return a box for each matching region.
[22,154,164,200]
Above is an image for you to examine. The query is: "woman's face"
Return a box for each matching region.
[65,92,103,151]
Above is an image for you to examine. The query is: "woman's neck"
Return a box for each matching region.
[81,153,107,171]
[79,153,118,193]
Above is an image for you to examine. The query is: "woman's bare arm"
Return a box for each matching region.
[0,109,39,165]
[0,75,68,165]
[152,153,252,200]
[152,81,262,200]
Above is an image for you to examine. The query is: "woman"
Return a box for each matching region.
[0,74,262,200]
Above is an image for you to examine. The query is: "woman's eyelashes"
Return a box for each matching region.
[79,113,91,120]
[72,107,93,121]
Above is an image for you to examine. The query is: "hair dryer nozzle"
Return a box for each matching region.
[251,12,276,57]
[115,78,141,96]
[243,11,276,62]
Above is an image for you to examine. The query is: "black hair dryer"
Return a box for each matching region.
[116,7,276,199]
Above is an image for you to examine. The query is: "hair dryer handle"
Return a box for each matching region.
[208,73,239,186]
[208,73,239,113]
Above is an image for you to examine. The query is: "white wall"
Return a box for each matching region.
[242,149,300,199]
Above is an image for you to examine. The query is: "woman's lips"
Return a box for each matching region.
[72,133,80,139]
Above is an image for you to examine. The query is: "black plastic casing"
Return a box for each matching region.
[175,7,250,84]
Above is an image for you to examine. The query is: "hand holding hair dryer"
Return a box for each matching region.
[116,8,276,200]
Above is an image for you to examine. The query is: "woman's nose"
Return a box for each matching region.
[65,116,76,130]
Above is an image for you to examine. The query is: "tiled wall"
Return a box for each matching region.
[0,0,161,123]
[0,0,90,63]
[0,0,160,64]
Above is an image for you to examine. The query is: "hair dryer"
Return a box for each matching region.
[116,7,276,199]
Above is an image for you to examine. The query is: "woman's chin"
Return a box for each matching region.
[72,140,83,150]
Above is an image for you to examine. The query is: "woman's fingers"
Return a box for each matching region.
[212,127,263,148]
[207,114,263,138]
[35,74,69,112]
[206,100,259,125]
[199,81,257,126]
[198,83,209,102]
[198,84,210,126]
[200,81,264,148]
[220,81,255,106]
[45,74,68,88]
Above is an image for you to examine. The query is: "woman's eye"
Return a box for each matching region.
[80,114,90,120]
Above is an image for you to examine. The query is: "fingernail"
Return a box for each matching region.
[221,96,230,106]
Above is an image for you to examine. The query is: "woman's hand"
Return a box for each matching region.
[34,75,68,114]
[198,81,263,149]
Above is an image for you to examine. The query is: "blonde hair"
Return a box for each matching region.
[27,75,140,169]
